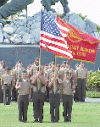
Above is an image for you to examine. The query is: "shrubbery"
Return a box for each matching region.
[86,91,100,98]
[87,70,100,91]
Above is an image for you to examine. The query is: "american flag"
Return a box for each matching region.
[40,11,73,60]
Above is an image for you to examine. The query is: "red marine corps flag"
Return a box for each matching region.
[56,16,100,63]
[40,11,73,60]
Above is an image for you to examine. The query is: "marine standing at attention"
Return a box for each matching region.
[16,70,31,123]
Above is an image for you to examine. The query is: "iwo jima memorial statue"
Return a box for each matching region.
[0,0,70,42]
[0,0,69,25]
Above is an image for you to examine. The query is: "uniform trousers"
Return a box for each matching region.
[18,94,29,122]
[12,86,17,101]
[77,78,86,102]
[49,93,60,122]
[74,86,78,102]
[62,94,73,121]
[46,86,49,101]
[32,92,45,121]
[3,84,11,105]
[0,81,3,103]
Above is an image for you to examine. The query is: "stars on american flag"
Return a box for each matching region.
[40,11,73,60]
[41,12,60,37]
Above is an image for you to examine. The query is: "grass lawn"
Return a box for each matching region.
[0,102,100,127]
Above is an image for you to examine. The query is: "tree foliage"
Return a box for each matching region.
[97,25,100,32]
[87,70,100,91]
[78,13,87,21]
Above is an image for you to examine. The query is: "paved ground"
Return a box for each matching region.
[85,97,100,103]
[73,98,100,103]
[0,98,100,104]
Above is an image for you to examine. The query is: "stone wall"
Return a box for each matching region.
[0,45,100,71]
[0,11,100,45]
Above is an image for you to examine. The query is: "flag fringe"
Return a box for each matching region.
[56,55,95,64]
[73,58,95,64]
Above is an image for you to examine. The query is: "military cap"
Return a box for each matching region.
[35,57,39,61]
[22,70,27,73]
[5,67,10,70]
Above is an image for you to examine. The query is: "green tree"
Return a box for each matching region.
[78,13,87,21]
[97,25,100,32]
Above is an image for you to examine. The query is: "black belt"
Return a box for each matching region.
[78,78,85,80]
[37,90,41,94]
[18,94,29,96]
[4,84,11,86]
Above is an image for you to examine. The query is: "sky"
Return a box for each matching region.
[27,0,100,26]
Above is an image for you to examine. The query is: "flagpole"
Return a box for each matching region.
[39,48,41,72]
[39,0,43,72]
[37,1,43,90]
[54,55,57,94]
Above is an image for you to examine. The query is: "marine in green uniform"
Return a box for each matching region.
[76,62,88,102]
[60,61,77,90]
[49,70,62,123]
[0,60,6,103]
[1,67,14,105]
[62,71,75,122]
[16,70,31,123]
[31,68,48,123]
[56,64,63,102]
[12,61,25,101]
[30,57,39,76]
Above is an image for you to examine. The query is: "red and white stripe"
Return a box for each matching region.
[56,15,69,38]
[40,31,73,60]
[40,15,73,60]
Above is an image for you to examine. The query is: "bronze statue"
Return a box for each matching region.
[0,0,69,25]
[0,0,34,25]
[42,0,70,17]
[0,0,8,7]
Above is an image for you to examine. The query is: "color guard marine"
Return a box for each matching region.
[16,70,31,123]
[62,71,75,122]
[48,70,62,123]
[31,68,48,123]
